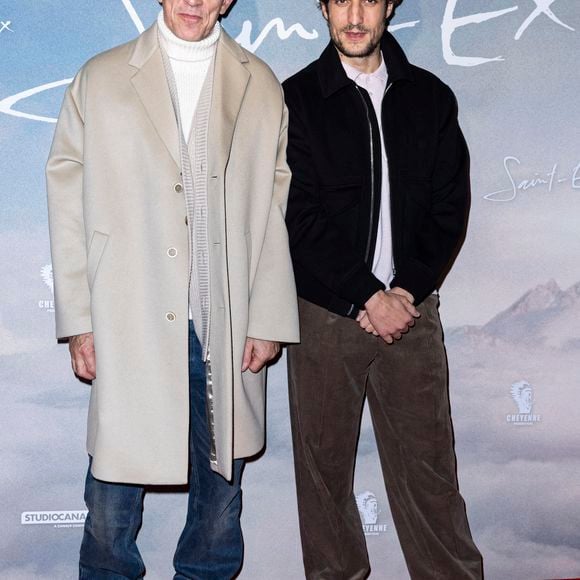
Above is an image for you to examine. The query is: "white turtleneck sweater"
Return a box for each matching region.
[157,12,220,140]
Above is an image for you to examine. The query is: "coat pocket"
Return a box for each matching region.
[87,230,109,289]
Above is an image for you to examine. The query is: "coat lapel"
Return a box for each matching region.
[129,24,180,168]
[208,31,250,178]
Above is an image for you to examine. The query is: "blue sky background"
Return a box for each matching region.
[1,1,579,578]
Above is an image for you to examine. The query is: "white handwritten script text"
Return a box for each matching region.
[235,18,317,52]
[0,1,318,123]
[483,157,580,202]
[0,0,576,123]
[443,0,574,67]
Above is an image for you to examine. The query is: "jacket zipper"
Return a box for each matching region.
[356,82,397,280]
[355,86,376,264]
[383,82,396,279]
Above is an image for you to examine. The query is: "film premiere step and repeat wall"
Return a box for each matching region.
[1,1,578,578]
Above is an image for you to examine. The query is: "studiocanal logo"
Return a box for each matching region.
[21,510,87,529]
[355,491,388,536]
[506,380,541,426]
[38,263,54,312]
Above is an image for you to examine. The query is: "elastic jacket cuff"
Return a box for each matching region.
[390,259,436,306]
[338,265,386,310]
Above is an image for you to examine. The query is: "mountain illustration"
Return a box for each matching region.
[447,280,580,350]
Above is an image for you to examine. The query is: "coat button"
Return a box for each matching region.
[166,312,176,322]
[174,183,183,193]
[167,247,177,258]
[185,216,188,226]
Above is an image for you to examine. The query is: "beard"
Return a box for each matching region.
[328,24,383,59]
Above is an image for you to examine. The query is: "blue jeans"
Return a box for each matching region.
[79,323,245,579]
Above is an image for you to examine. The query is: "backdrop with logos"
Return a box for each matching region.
[1,1,579,578]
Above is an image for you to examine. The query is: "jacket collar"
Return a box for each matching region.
[317,30,414,99]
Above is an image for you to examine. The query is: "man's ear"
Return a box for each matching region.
[220,0,236,16]
[320,2,329,22]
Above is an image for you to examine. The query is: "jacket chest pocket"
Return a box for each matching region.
[319,181,362,217]
[87,230,109,289]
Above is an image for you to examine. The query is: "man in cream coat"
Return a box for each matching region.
[46,0,298,577]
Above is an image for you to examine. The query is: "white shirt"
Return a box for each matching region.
[342,56,393,287]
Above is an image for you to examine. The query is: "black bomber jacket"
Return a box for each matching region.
[283,31,470,318]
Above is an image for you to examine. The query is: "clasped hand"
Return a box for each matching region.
[356,288,420,344]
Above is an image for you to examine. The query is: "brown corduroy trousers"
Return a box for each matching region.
[287,296,483,580]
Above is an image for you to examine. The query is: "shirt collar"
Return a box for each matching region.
[341,54,388,84]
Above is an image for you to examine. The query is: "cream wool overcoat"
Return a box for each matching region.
[46,24,299,484]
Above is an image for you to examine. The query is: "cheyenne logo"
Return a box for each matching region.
[21,510,87,527]
[506,380,541,425]
[38,264,55,312]
[355,491,388,536]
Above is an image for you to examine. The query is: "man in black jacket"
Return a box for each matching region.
[283,1,483,578]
